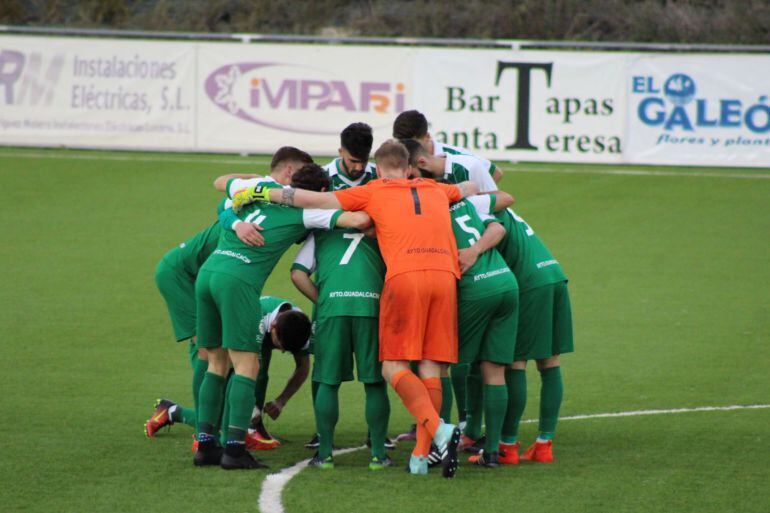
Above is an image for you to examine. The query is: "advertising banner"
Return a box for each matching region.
[625,55,770,167]
[1,34,768,168]
[0,36,195,150]
[195,42,415,154]
[413,49,627,163]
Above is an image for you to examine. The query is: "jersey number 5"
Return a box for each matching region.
[455,215,481,246]
[340,233,365,265]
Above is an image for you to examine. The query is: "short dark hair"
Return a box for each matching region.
[340,122,373,161]
[271,146,313,171]
[400,138,428,168]
[290,163,330,192]
[374,139,409,171]
[392,110,428,139]
[274,309,312,354]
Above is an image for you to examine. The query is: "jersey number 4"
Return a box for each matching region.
[340,233,365,265]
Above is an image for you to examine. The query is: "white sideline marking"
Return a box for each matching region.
[258,445,364,513]
[257,404,770,513]
[513,166,770,180]
[522,403,770,423]
[2,150,770,179]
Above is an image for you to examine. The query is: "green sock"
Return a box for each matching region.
[191,356,207,431]
[311,379,320,404]
[538,366,563,441]
[364,382,390,459]
[171,406,197,428]
[482,384,508,453]
[501,368,527,444]
[450,363,469,422]
[219,373,233,444]
[314,383,340,459]
[439,377,453,423]
[463,365,484,440]
[226,374,258,443]
[197,372,226,436]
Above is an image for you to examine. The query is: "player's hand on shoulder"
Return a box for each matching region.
[235,221,265,246]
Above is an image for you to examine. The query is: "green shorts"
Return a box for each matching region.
[155,259,196,342]
[195,269,262,353]
[312,316,382,385]
[458,289,519,365]
[515,281,574,361]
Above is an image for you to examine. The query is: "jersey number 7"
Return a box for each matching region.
[340,233,365,265]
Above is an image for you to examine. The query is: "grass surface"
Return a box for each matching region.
[0,147,768,513]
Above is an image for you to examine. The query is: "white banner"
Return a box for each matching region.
[626,55,770,167]
[413,49,627,163]
[195,42,415,154]
[2,35,769,168]
[0,36,195,150]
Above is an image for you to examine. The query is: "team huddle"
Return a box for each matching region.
[146,110,573,476]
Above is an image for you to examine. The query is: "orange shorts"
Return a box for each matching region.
[378,270,458,363]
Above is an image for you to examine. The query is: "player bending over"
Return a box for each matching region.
[145,148,312,440]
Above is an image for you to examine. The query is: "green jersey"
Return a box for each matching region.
[323,158,376,191]
[160,198,230,276]
[203,194,342,290]
[292,229,385,319]
[443,154,497,193]
[494,208,567,292]
[258,295,311,354]
[450,196,518,300]
[434,142,498,179]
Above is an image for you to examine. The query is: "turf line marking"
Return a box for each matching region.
[258,445,365,513]
[2,150,770,180]
[513,166,770,180]
[256,403,769,513]
[521,403,770,423]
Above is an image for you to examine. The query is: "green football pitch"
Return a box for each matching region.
[0,147,768,513]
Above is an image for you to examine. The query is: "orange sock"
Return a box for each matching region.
[391,370,441,456]
[415,377,443,456]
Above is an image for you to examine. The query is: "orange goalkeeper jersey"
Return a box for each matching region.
[334,178,462,281]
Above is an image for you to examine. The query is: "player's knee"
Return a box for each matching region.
[511,360,527,370]
[536,355,560,370]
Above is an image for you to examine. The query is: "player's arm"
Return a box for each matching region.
[489,191,514,211]
[291,269,318,303]
[335,211,372,231]
[266,187,342,209]
[218,206,265,247]
[264,353,310,420]
[458,221,506,273]
[213,173,263,192]
[491,165,504,184]
[455,180,480,198]
[291,236,319,303]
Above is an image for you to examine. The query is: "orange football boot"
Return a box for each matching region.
[498,442,520,465]
[521,440,553,463]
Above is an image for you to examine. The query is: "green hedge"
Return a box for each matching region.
[2,0,769,44]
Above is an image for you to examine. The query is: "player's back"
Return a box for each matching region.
[495,209,567,292]
[450,199,517,300]
[203,202,334,290]
[358,178,459,280]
